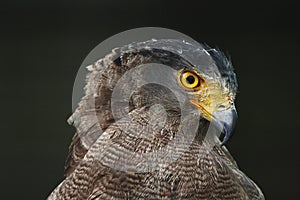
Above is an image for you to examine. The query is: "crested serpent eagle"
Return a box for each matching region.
[48,39,264,200]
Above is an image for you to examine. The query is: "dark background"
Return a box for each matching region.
[1,0,299,199]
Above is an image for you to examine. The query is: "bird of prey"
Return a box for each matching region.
[48,39,264,199]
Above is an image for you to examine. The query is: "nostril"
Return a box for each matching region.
[218,105,226,110]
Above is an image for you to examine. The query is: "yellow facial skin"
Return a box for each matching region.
[177,69,234,121]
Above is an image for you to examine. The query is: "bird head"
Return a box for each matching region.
[115,40,238,145]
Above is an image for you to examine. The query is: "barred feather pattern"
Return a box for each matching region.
[48,40,264,200]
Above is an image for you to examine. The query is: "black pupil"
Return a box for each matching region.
[186,75,195,84]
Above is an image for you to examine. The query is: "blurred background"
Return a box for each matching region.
[1,0,299,199]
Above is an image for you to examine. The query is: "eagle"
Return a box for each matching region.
[48,39,264,199]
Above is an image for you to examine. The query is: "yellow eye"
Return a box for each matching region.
[178,71,202,90]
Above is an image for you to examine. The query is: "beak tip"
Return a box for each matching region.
[220,123,234,145]
[213,107,238,145]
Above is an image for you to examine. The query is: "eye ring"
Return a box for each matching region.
[178,70,202,91]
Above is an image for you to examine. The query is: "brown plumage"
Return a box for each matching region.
[48,39,264,199]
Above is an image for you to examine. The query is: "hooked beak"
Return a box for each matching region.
[189,98,237,145]
[212,106,238,145]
